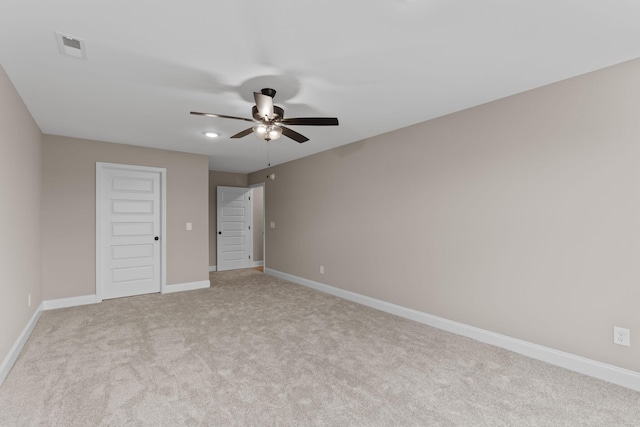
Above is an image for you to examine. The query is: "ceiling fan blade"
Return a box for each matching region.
[254,92,274,120]
[190,111,254,122]
[281,126,309,143]
[230,128,255,139]
[279,117,339,126]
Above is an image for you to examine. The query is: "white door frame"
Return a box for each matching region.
[249,182,266,268]
[95,162,167,302]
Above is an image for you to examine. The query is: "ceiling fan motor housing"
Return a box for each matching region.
[252,105,284,122]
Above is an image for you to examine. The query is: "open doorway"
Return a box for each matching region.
[217,186,253,271]
[249,182,265,271]
[215,183,265,272]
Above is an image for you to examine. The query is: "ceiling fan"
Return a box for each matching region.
[191,88,339,143]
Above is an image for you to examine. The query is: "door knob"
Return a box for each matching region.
[154,236,159,241]
[218,231,222,235]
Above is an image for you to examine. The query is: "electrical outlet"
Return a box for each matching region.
[614,327,630,347]
[320,265,324,274]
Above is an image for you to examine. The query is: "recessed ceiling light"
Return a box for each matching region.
[204,132,218,138]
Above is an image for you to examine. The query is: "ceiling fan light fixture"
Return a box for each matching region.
[268,126,282,140]
[204,132,218,138]
[253,124,282,141]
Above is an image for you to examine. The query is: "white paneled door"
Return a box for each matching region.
[217,186,253,271]
[97,163,165,300]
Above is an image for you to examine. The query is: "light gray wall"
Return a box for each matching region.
[208,171,248,267]
[249,58,640,373]
[42,135,209,300]
[0,65,43,370]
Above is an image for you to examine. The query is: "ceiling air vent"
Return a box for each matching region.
[55,32,87,59]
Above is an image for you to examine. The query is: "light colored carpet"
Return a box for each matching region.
[1,269,639,426]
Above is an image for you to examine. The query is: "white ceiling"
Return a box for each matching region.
[2,1,640,173]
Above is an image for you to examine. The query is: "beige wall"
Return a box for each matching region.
[42,135,209,300]
[0,66,43,368]
[249,58,640,373]
[208,171,248,267]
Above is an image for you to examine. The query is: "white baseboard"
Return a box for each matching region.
[211,264,263,271]
[0,303,44,385]
[42,294,99,310]
[265,268,640,392]
[163,280,210,294]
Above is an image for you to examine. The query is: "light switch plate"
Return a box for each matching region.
[186,222,192,231]
[270,222,276,229]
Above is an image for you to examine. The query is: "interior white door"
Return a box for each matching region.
[217,186,253,271]
[98,164,162,299]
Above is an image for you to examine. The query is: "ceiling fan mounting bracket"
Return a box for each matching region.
[261,88,277,98]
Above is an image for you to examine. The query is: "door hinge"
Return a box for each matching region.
[249,255,251,259]
[249,225,251,230]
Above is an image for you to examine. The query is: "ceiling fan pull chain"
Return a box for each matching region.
[267,140,271,167]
